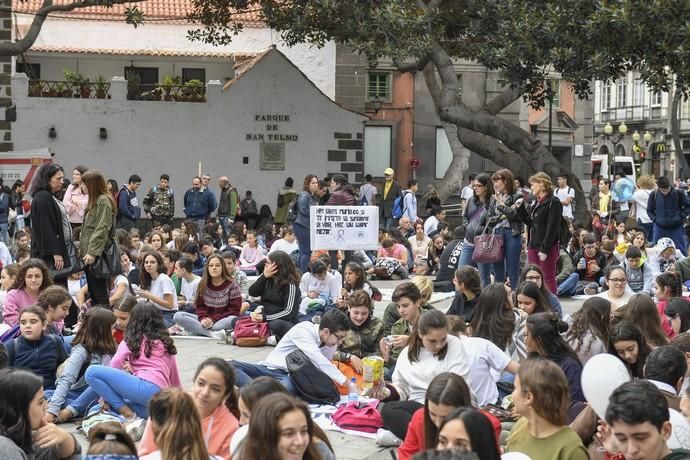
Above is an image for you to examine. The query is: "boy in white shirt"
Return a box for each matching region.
[175,256,201,312]
[298,260,340,321]
[269,225,300,255]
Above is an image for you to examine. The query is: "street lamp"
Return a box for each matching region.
[603,122,627,180]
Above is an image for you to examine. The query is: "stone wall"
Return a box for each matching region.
[0,5,12,152]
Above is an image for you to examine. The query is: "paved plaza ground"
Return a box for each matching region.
[64,279,585,458]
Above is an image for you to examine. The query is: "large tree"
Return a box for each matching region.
[188,0,690,222]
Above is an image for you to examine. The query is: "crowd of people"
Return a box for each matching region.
[0,162,690,459]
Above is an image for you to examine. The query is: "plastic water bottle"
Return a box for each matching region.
[348,377,358,402]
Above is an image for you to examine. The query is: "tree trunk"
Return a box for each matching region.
[671,86,689,179]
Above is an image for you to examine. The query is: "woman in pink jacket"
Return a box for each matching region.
[62,165,89,229]
[85,302,181,423]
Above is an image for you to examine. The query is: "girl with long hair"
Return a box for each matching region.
[80,170,117,306]
[173,254,242,339]
[397,373,474,460]
[665,298,690,335]
[107,178,119,202]
[181,219,200,243]
[624,293,669,347]
[236,393,324,460]
[139,388,211,460]
[565,297,611,364]
[135,251,178,327]
[436,407,502,460]
[139,358,240,460]
[3,258,53,326]
[376,310,470,441]
[36,285,72,337]
[45,307,117,423]
[469,283,527,360]
[515,280,551,316]
[519,264,563,317]
[246,250,301,343]
[595,265,634,311]
[85,302,181,424]
[426,233,446,274]
[62,165,89,229]
[656,272,683,338]
[458,173,493,286]
[5,306,67,390]
[0,369,80,458]
[506,357,588,458]
[608,320,652,379]
[524,312,585,402]
[147,230,167,252]
[337,261,373,310]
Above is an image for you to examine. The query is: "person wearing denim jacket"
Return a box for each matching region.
[292,175,320,272]
[46,344,112,421]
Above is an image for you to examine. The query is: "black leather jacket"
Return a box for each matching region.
[486,192,525,237]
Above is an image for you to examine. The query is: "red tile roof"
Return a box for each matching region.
[12,0,264,26]
[26,44,257,59]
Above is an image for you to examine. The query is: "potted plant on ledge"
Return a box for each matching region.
[95,75,108,99]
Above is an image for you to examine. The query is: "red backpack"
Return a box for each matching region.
[233,316,270,347]
[331,401,383,433]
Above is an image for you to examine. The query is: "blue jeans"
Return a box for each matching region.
[173,311,236,337]
[293,222,311,272]
[490,229,522,290]
[230,360,295,394]
[63,335,75,354]
[459,241,491,287]
[44,386,100,417]
[85,365,161,418]
[159,310,175,328]
[219,216,233,239]
[0,223,7,244]
[558,273,579,297]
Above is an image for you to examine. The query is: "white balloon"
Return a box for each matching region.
[501,453,531,460]
[668,409,690,449]
[581,354,631,419]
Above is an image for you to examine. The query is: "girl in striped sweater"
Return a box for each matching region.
[172,254,242,339]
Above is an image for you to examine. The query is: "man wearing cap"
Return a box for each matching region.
[380,167,401,229]
[648,176,690,255]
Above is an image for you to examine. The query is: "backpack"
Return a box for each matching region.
[567,187,576,210]
[286,195,300,224]
[332,401,383,433]
[547,198,572,247]
[360,194,368,205]
[286,349,340,405]
[392,191,409,219]
[233,316,270,347]
[0,324,20,343]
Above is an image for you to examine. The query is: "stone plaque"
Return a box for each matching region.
[260,142,285,170]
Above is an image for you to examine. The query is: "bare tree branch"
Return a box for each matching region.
[422,61,441,108]
[0,0,147,56]
[483,84,524,115]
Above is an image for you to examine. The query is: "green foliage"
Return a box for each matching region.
[125,6,145,28]
[187,0,690,107]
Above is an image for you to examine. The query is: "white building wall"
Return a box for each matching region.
[15,15,336,98]
[11,50,365,215]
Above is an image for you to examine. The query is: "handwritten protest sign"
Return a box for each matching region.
[310,206,379,250]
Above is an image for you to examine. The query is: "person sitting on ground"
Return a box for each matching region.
[651,237,684,278]
[643,345,687,411]
[174,256,201,312]
[665,298,690,336]
[505,357,588,459]
[5,306,67,390]
[563,233,607,296]
[268,225,299,257]
[336,261,373,310]
[139,358,239,460]
[372,310,470,443]
[298,259,340,321]
[220,251,250,312]
[173,254,242,339]
[2,258,53,327]
[609,320,653,379]
[230,309,349,395]
[656,272,685,338]
[86,422,138,458]
[622,245,655,296]
[112,294,136,344]
[375,238,409,280]
[333,290,384,375]
[595,265,635,311]
[515,280,552,317]
[556,246,575,297]
[134,251,179,328]
[599,380,690,460]
[45,307,117,423]
[0,369,81,459]
[433,227,465,293]
[234,393,333,460]
[36,285,72,339]
[445,266,481,323]
[181,242,205,276]
[238,230,267,276]
[518,264,563,318]
[220,233,243,259]
[564,297,611,365]
[245,251,301,344]
[383,276,433,337]
[624,293,669,348]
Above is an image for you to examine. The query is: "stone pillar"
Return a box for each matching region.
[0,5,12,152]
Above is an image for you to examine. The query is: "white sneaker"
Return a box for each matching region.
[125,417,146,441]
[266,335,277,346]
[376,428,402,447]
[211,330,227,342]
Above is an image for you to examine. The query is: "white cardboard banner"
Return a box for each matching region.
[310,206,379,250]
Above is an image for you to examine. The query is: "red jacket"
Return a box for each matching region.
[397,407,502,460]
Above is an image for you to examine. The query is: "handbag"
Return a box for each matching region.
[50,240,85,279]
[332,401,383,433]
[90,220,121,279]
[233,316,270,347]
[472,220,504,264]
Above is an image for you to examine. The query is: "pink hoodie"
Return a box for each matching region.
[110,338,182,390]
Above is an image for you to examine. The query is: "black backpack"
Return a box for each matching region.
[285,349,340,405]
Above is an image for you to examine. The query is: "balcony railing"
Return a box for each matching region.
[127,84,207,102]
[28,80,111,99]
[595,105,667,123]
